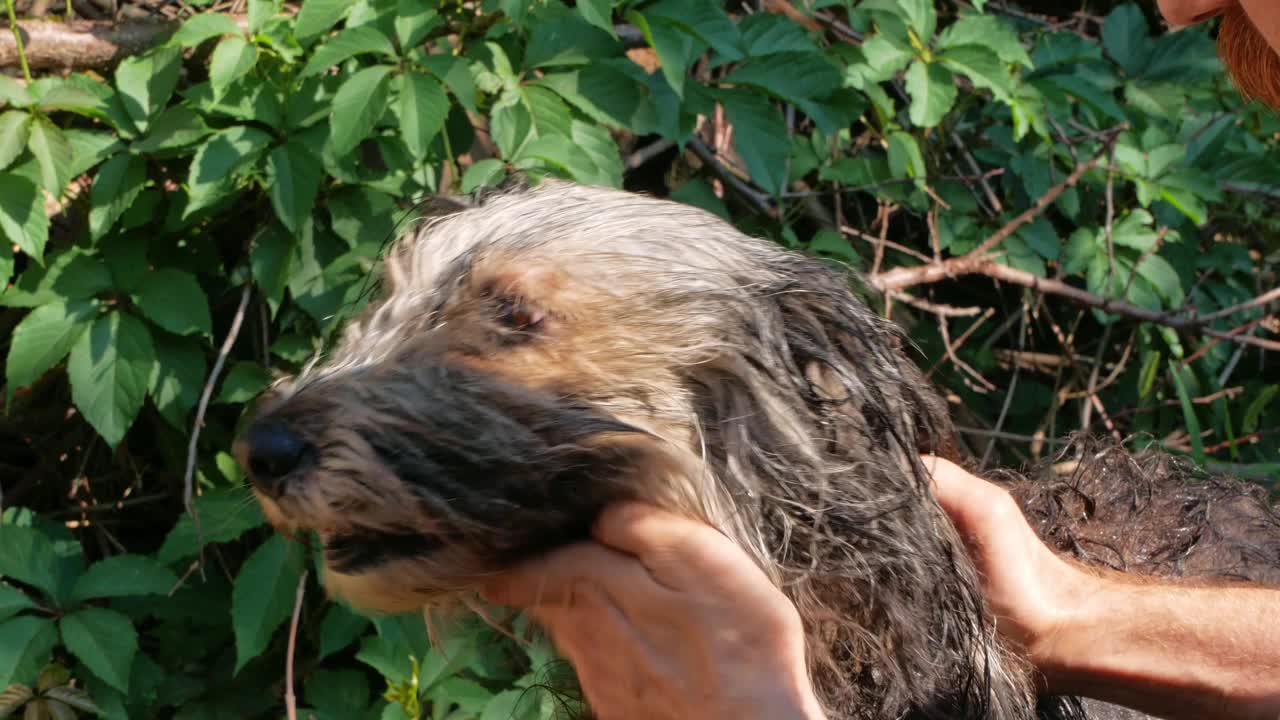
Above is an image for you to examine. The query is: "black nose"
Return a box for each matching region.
[241,422,310,495]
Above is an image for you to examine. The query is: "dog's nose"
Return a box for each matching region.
[239,422,310,495]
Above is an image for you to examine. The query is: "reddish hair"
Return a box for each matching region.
[1218,6,1280,109]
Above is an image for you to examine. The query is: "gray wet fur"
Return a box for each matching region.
[240,179,1280,720]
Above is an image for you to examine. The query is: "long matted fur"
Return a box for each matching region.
[236,179,1279,720]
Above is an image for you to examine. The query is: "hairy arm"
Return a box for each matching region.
[925,455,1280,720]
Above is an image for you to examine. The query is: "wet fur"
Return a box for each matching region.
[239,179,1279,720]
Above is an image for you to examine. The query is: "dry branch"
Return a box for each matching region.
[0,15,257,70]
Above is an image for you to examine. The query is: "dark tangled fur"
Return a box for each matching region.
[236,179,1280,720]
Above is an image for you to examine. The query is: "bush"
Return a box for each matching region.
[0,0,1277,717]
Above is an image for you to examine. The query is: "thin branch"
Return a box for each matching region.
[4,0,32,81]
[285,569,309,720]
[184,283,253,554]
[687,137,774,216]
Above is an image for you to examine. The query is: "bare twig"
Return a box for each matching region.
[687,137,773,216]
[285,569,308,720]
[184,283,253,554]
[625,138,675,171]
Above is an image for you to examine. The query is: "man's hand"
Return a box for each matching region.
[481,503,827,720]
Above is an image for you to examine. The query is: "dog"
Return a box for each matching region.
[235,178,1280,719]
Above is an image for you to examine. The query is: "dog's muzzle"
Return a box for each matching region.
[235,421,313,498]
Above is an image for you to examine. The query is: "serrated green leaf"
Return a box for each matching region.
[250,224,294,313]
[1102,4,1152,77]
[576,0,615,38]
[186,125,273,206]
[421,54,478,114]
[1135,254,1183,307]
[89,154,148,241]
[395,0,440,49]
[67,311,156,448]
[1242,386,1278,435]
[0,112,30,172]
[644,0,742,61]
[0,174,49,263]
[905,61,956,128]
[854,35,913,86]
[739,12,818,56]
[294,0,353,40]
[232,535,304,673]
[937,14,1032,68]
[887,130,926,185]
[266,142,322,233]
[940,45,1014,103]
[70,555,179,604]
[0,248,111,308]
[0,583,36,622]
[133,269,212,337]
[0,617,58,689]
[399,71,448,161]
[247,0,276,34]
[59,608,137,693]
[63,129,123,178]
[524,5,620,68]
[209,37,260,99]
[156,489,265,565]
[215,361,272,405]
[132,106,213,155]
[461,159,506,193]
[5,300,96,403]
[26,117,73,196]
[626,11,697,98]
[722,53,842,105]
[0,524,71,606]
[170,13,242,48]
[481,688,544,720]
[148,333,206,431]
[535,62,655,133]
[0,75,31,107]
[114,46,182,132]
[719,88,787,195]
[329,65,395,157]
[305,669,370,714]
[301,27,397,77]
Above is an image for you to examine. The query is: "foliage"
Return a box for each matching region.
[0,0,1277,717]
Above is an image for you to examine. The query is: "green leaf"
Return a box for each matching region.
[89,154,148,241]
[329,65,395,157]
[170,13,242,48]
[186,125,273,205]
[266,142,323,233]
[148,333,206,430]
[156,489,265,565]
[719,88,788,195]
[216,361,272,404]
[132,106,213,155]
[27,116,73,196]
[937,14,1032,68]
[626,11,697,98]
[1242,385,1278,434]
[231,535,304,673]
[251,224,294,312]
[1137,351,1161,400]
[395,1,440,49]
[67,311,156,448]
[461,158,506,193]
[0,584,35,624]
[0,111,30,172]
[0,248,111,308]
[535,62,656,133]
[0,75,32,107]
[248,0,276,34]
[64,129,124,178]
[940,45,1013,103]
[1169,363,1205,465]
[5,299,96,402]
[399,71,448,161]
[421,54,478,114]
[524,6,620,68]
[301,26,397,77]
[887,130,927,185]
[70,555,179,604]
[904,61,956,128]
[481,689,544,720]
[0,174,50,263]
[669,178,729,220]
[305,669,370,714]
[317,604,370,660]
[739,12,819,56]
[0,525,73,604]
[576,0,615,38]
[644,0,742,61]
[59,608,137,693]
[0,617,58,689]
[209,37,260,99]
[114,47,182,131]
[134,269,212,337]
[721,53,842,105]
[1135,254,1183,307]
[1102,3,1152,76]
[294,0,353,40]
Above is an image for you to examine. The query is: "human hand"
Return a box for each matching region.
[481,503,827,720]
[922,455,1096,687]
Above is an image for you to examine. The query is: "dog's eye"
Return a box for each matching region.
[496,298,545,333]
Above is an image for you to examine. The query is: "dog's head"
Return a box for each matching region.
[234,180,956,618]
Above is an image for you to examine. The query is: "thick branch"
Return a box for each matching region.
[2,18,177,70]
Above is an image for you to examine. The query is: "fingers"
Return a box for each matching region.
[480,541,659,608]
[921,455,1013,534]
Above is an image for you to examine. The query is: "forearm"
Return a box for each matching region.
[1038,568,1280,720]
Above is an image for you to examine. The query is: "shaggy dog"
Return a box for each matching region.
[235,179,1280,720]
